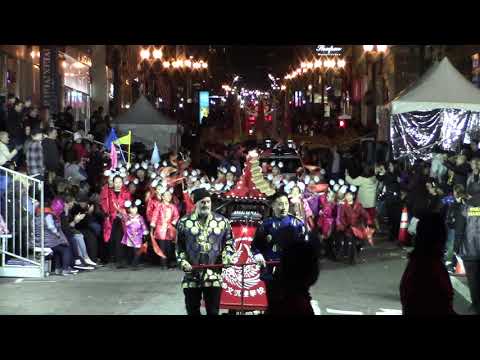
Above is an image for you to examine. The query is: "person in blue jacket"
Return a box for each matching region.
[251,191,310,313]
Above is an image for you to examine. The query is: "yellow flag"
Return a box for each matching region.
[115,132,131,145]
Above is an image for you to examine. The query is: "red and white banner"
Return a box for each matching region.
[220,224,268,310]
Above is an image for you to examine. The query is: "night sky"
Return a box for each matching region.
[227,46,306,90]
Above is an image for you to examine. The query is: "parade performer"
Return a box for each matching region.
[149,185,180,268]
[285,181,314,230]
[336,185,373,264]
[176,188,235,315]
[100,172,132,266]
[120,199,148,268]
[317,181,337,242]
[251,191,309,313]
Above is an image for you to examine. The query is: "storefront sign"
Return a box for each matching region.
[316,45,343,56]
[78,55,92,67]
[40,46,60,114]
[199,91,209,124]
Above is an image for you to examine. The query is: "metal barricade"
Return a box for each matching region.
[0,166,45,278]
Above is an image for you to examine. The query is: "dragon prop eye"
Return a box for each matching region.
[338,179,345,186]
[350,185,357,193]
[278,162,284,168]
[270,161,276,167]
[329,180,336,186]
[124,201,132,208]
[135,199,142,206]
[230,166,236,173]
[313,176,320,183]
[134,164,140,169]
[267,174,273,181]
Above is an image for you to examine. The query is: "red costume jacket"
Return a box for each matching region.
[149,201,180,241]
[337,201,371,238]
[100,184,131,242]
[183,191,195,215]
[73,143,89,161]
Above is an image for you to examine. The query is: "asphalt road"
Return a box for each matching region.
[0,240,473,315]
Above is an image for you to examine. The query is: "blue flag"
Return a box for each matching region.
[104,128,118,151]
[151,142,160,164]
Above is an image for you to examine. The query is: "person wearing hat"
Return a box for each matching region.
[317,181,338,257]
[336,185,372,264]
[149,185,180,269]
[175,188,235,315]
[459,182,480,314]
[120,199,148,269]
[25,127,45,180]
[251,191,310,313]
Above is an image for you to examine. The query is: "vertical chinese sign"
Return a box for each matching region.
[40,46,60,115]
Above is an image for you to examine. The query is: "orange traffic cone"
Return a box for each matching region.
[455,256,466,276]
[398,207,409,246]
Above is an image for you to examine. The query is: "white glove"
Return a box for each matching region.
[254,253,266,268]
[181,260,192,272]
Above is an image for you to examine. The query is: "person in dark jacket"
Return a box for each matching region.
[6,100,24,160]
[268,241,319,315]
[460,182,480,314]
[71,193,102,264]
[444,154,471,188]
[466,157,480,193]
[42,127,60,184]
[445,184,468,272]
[59,195,96,270]
[400,213,456,316]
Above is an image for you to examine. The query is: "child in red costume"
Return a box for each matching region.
[336,185,372,264]
[149,185,179,269]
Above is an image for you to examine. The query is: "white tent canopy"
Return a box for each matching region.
[391,57,480,114]
[113,95,180,153]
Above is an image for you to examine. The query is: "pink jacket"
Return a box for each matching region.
[150,201,179,241]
